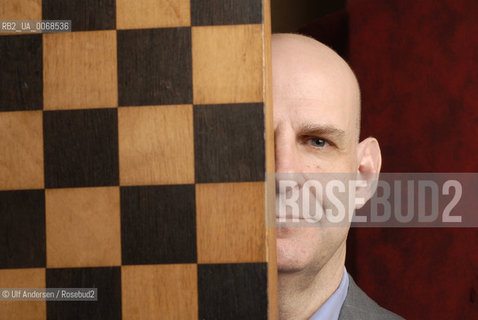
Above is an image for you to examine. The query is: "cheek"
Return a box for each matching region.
[299,146,358,173]
[301,157,356,173]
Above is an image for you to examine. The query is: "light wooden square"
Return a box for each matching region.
[196,182,266,263]
[118,105,194,186]
[122,264,198,320]
[0,111,43,190]
[0,0,41,36]
[45,187,121,268]
[43,30,117,110]
[192,24,263,104]
[116,0,190,29]
[0,0,41,20]
[0,268,46,320]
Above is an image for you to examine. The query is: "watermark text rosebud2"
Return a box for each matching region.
[268,173,478,228]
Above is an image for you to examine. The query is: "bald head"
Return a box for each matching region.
[272,34,361,140]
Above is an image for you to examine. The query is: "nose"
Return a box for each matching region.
[275,129,299,173]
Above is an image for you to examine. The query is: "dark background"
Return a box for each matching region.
[272,0,478,319]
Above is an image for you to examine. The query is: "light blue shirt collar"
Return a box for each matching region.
[309,267,349,320]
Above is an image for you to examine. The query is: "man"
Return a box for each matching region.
[273,33,403,319]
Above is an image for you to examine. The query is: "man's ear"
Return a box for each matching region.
[355,137,382,209]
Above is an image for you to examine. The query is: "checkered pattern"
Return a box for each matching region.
[0,0,270,318]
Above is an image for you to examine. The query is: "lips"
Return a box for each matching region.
[275,214,304,221]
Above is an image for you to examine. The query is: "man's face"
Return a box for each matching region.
[273,35,361,274]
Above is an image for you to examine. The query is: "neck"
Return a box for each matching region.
[277,240,346,320]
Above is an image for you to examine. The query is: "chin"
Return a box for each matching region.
[276,236,311,273]
[276,226,337,276]
[277,261,306,273]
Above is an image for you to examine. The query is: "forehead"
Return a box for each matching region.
[271,37,359,138]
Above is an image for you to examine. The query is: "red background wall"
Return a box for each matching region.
[301,0,478,318]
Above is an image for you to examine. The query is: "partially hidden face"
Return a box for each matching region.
[272,34,362,274]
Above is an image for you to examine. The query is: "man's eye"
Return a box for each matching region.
[309,138,328,148]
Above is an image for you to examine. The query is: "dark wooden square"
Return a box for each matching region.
[46,267,121,320]
[191,0,262,26]
[120,185,197,265]
[42,0,115,31]
[198,263,268,319]
[194,103,265,183]
[0,190,45,269]
[0,35,42,112]
[43,109,119,189]
[117,28,192,106]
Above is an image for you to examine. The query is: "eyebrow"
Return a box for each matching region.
[297,123,346,144]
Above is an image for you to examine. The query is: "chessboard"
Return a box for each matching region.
[0,0,276,318]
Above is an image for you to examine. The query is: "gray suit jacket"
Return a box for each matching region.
[338,275,405,320]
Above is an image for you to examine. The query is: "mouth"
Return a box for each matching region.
[275,214,316,229]
[275,210,326,227]
[275,214,304,221]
